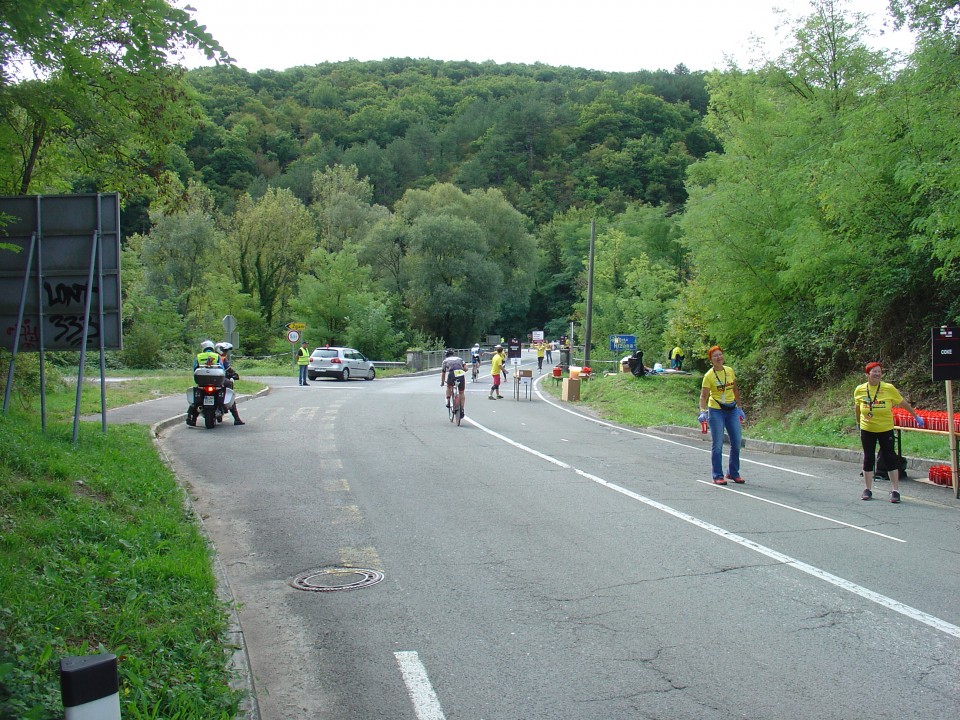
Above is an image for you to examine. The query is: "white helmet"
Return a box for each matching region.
[200,340,215,351]
[215,342,233,353]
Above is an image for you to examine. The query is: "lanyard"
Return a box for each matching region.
[713,367,727,393]
[866,382,880,410]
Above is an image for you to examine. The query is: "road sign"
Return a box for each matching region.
[286,322,306,331]
[287,330,300,343]
[610,334,636,352]
[932,327,960,381]
[222,315,237,334]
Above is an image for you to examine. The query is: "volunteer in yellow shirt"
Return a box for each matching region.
[854,361,923,503]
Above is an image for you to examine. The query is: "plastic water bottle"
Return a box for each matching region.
[701,420,708,434]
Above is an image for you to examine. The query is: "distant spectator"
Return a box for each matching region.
[670,345,685,370]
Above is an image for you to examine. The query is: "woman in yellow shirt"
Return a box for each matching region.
[698,345,745,485]
[854,362,923,503]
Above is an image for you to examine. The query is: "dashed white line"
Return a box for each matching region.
[395,651,445,720]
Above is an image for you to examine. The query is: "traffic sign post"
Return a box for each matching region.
[932,327,960,497]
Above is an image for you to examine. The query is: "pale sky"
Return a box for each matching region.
[179,0,914,74]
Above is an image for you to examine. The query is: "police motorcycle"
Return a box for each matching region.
[186,341,236,429]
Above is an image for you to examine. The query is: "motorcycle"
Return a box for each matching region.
[186,365,235,429]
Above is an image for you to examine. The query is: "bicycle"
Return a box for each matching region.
[471,360,480,383]
[448,368,466,426]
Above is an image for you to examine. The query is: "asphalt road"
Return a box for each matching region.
[144,358,960,720]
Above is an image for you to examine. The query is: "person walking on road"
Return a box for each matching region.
[535,342,545,372]
[489,345,506,399]
[296,341,311,386]
[855,361,924,503]
[698,345,745,485]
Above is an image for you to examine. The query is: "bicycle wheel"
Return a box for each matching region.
[448,395,455,423]
[454,392,461,426]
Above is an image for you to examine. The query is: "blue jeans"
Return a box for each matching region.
[298,364,308,384]
[708,408,741,478]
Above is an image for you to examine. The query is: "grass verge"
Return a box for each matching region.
[0,408,241,719]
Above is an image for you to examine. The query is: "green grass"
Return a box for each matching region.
[0,407,241,719]
[543,371,955,463]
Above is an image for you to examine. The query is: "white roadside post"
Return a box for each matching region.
[60,653,121,720]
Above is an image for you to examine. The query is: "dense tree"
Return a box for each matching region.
[0,0,229,194]
[225,187,316,327]
[311,164,389,252]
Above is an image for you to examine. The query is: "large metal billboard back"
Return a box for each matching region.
[0,194,121,351]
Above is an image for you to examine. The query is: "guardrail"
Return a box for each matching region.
[372,361,406,369]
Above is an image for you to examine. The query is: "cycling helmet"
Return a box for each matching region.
[494,344,503,350]
[200,340,215,351]
[444,348,455,357]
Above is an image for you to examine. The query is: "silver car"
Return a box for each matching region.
[306,346,376,381]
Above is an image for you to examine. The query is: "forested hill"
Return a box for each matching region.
[182,58,719,223]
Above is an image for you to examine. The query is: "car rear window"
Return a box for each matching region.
[312,349,339,359]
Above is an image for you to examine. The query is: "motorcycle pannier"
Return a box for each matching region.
[194,366,226,387]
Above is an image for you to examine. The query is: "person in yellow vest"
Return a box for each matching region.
[194,340,222,369]
[296,341,311,386]
[535,341,546,372]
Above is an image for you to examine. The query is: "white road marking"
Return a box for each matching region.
[533,377,817,477]
[695,479,906,542]
[465,417,960,640]
[529,375,908,540]
[395,651,446,720]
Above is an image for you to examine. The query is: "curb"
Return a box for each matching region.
[151,386,270,438]
[150,388,269,720]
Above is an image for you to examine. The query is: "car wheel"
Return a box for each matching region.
[307,372,316,381]
[341,368,350,381]
[366,367,376,380]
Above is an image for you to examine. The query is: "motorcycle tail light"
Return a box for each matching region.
[205,385,215,392]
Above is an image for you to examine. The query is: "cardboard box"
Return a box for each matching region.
[562,377,581,401]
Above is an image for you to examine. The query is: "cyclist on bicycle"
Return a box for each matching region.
[441,348,467,417]
[470,343,482,378]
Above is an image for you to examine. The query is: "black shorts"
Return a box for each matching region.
[446,369,466,389]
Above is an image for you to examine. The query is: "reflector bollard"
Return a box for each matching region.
[60,653,121,720]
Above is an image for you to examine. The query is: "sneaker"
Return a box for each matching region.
[712,476,727,485]
[303,382,310,386]
[496,394,503,399]
[890,491,901,504]
[861,488,872,501]
[726,474,745,484]
[446,402,450,408]
[488,395,495,400]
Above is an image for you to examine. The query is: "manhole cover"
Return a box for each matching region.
[289,567,384,592]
